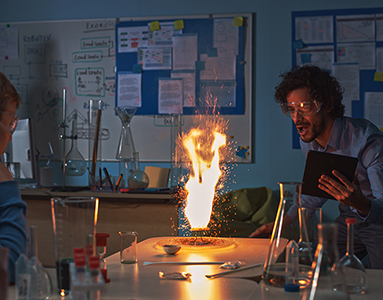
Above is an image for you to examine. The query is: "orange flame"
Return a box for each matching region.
[183,127,226,231]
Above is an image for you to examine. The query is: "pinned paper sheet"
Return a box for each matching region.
[374,72,383,82]
[150,21,160,31]
[233,17,243,27]
[174,20,184,30]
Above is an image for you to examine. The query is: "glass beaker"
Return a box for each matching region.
[51,197,99,296]
[263,182,311,288]
[65,112,86,176]
[89,100,103,186]
[115,106,138,188]
[302,223,349,300]
[119,231,138,264]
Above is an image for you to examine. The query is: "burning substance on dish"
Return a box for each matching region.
[178,115,232,235]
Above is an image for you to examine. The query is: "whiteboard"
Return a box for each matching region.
[0,14,252,163]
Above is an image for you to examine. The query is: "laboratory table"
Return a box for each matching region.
[6,236,383,299]
[20,189,179,267]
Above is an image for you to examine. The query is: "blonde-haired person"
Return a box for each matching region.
[0,71,27,283]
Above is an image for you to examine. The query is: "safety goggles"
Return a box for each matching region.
[281,100,322,118]
[0,112,19,135]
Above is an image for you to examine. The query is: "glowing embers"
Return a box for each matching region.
[182,123,226,231]
[157,237,235,250]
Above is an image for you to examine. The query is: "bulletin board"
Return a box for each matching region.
[115,14,246,115]
[291,8,383,148]
[0,14,253,163]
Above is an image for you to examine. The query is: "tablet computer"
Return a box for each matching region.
[301,151,358,199]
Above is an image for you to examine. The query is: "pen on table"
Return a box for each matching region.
[103,167,114,191]
[115,174,123,191]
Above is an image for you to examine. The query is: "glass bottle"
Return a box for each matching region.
[15,253,29,300]
[302,223,349,300]
[263,182,311,288]
[26,226,52,299]
[334,218,367,294]
[65,112,86,176]
[115,106,138,188]
[127,152,149,189]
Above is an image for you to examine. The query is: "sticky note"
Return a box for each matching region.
[236,146,247,158]
[300,53,311,64]
[195,61,205,70]
[233,17,243,27]
[174,20,184,30]
[208,48,217,57]
[374,72,383,82]
[293,39,304,49]
[150,21,160,31]
[132,64,143,73]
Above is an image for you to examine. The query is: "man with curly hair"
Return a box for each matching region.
[250,65,383,269]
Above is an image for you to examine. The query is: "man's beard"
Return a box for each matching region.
[296,116,325,144]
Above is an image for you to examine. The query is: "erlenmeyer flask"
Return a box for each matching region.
[115,106,137,160]
[115,106,137,188]
[263,182,311,288]
[302,223,349,300]
[334,218,367,294]
[65,112,86,176]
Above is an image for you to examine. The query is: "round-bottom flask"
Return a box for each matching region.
[127,152,149,189]
[64,113,86,176]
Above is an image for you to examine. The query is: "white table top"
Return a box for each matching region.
[7,236,383,299]
[102,236,271,300]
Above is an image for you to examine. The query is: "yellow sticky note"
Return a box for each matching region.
[374,72,383,82]
[150,21,160,31]
[233,17,243,27]
[174,20,184,30]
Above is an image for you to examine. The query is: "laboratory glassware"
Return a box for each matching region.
[302,223,349,300]
[115,106,137,188]
[64,112,86,176]
[16,226,52,300]
[263,182,311,288]
[119,231,138,264]
[51,197,99,296]
[127,152,149,189]
[96,233,111,283]
[334,218,367,294]
[297,207,313,266]
[284,240,300,292]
